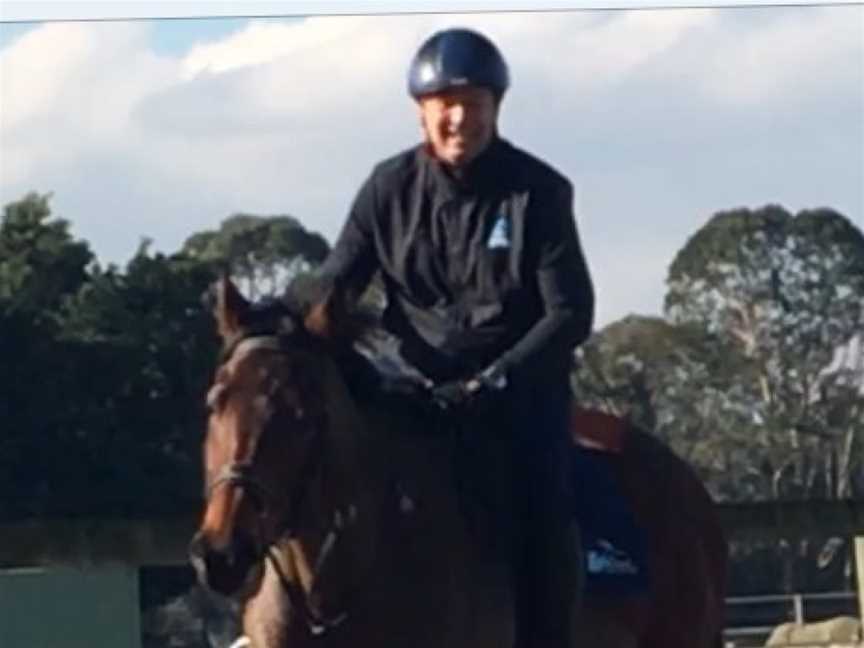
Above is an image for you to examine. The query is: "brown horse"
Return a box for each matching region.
[189,277,727,647]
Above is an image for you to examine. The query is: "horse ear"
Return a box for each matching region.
[212,274,249,340]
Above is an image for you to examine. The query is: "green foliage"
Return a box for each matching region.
[573,315,761,498]
[0,195,338,521]
[666,205,864,356]
[662,205,864,500]
[575,205,864,503]
[182,213,330,299]
[0,192,92,324]
[55,248,221,514]
[573,204,864,593]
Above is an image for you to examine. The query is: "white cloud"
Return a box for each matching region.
[1,24,92,132]
[0,7,861,327]
[180,16,388,79]
[1,22,179,185]
[701,6,863,106]
[519,9,717,88]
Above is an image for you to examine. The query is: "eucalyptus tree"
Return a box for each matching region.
[664,205,864,500]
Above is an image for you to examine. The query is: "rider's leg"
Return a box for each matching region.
[511,384,582,648]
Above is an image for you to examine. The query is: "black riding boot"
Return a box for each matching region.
[511,397,582,648]
[514,510,582,648]
[499,370,583,648]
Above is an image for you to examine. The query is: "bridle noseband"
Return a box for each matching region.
[207,462,280,514]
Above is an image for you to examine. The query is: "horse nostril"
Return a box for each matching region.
[188,528,262,596]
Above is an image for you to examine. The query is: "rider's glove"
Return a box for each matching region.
[431,379,473,410]
[431,363,509,411]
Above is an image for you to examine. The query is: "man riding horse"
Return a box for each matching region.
[303,27,605,648]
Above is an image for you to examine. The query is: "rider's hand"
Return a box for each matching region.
[431,363,508,411]
[380,374,434,399]
[431,379,473,410]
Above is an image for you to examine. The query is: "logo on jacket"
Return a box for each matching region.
[487,213,511,249]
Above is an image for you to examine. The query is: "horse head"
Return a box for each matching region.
[188,276,359,597]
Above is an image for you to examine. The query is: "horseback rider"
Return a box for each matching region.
[307,28,592,648]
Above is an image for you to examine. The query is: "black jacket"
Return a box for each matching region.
[319,136,594,384]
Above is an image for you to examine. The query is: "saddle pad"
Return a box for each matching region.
[571,407,627,454]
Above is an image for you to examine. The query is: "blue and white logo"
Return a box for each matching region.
[487,213,510,249]
[586,539,640,576]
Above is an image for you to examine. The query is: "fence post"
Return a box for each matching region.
[856,537,864,625]
[792,593,804,624]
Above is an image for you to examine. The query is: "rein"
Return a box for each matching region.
[206,333,352,637]
[267,542,350,636]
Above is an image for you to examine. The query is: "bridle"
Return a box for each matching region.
[207,336,320,537]
[207,462,280,517]
[205,333,350,636]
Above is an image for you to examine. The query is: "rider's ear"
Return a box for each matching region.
[212,274,250,340]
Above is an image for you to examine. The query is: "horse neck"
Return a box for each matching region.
[287,352,473,572]
[315,361,377,512]
[284,361,379,599]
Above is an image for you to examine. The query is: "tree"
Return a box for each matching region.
[0,193,96,518]
[0,192,92,324]
[572,205,864,595]
[572,315,760,499]
[664,205,864,501]
[0,198,338,520]
[182,213,330,299]
[0,202,220,519]
[50,243,220,516]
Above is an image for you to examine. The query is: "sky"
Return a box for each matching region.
[1,3,862,327]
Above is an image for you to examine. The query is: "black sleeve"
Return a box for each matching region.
[497,178,595,380]
[315,171,380,302]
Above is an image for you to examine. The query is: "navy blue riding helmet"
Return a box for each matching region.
[407,28,510,100]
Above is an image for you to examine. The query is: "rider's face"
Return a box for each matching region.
[418,86,499,168]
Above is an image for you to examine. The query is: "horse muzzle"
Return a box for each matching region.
[189,529,263,597]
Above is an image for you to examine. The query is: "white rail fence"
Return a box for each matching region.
[724,591,858,647]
